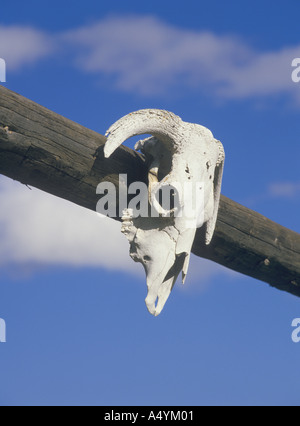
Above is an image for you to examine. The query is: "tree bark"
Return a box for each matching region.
[1,85,300,297]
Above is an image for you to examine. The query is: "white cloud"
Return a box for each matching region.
[0,16,299,101]
[63,15,300,99]
[268,181,300,199]
[218,47,300,98]
[0,176,136,273]
[62,15,250,96]
[0,25,54,70]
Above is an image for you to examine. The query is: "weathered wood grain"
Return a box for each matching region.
[1,85,300,297]
[193,196,300,297]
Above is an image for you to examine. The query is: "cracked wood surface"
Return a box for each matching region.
[1,85,300,297]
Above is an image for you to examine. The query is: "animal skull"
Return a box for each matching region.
[104,109,225,316]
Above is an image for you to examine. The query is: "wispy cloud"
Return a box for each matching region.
[0,15,299,100]
[268,181,300,199]
[240,180,300,210]
[63,15,300,100]
[0,25,54,70]
[63,15,250,96]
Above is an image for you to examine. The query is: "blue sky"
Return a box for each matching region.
[0,0,300,406]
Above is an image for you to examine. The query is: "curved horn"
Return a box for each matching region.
[104,109,181,158]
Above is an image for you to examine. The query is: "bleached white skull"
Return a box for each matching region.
[104,109,225,316]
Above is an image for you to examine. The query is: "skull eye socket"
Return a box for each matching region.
[153,184,180,214]
[143,255,151,262]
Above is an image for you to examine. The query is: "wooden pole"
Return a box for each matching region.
[1,85,300,297]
